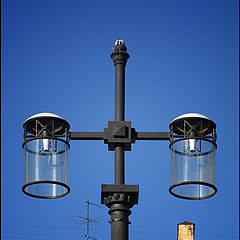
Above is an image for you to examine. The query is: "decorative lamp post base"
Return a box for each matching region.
[101,184,139,240]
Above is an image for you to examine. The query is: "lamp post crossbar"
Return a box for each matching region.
[69,131,170,141]
[135,132,170,141]
[70,132,104,140]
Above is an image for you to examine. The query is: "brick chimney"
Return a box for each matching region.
[177,221,195,240]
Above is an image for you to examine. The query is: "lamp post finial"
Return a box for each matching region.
[113,39,127,52]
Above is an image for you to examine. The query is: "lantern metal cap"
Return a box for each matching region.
[23,112,70,135]
[169,113,216,135]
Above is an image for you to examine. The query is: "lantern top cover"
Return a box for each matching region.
[24,112,66,122]
[23,112,70,135]
[169,113,216,135]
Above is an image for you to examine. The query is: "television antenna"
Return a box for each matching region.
[76,200,103,240]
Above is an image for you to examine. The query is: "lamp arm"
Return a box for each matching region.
[134,131,170,141]
[69,132,104,140]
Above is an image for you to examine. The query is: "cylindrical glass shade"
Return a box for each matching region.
[23,138,70,199]
[169,138,216,200]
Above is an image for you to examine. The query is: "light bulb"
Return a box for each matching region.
[43,139,50,151]
[189,139,196,152]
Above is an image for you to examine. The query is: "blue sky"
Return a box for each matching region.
[1,0,239,239]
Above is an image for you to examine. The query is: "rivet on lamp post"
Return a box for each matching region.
[22,40,217,240]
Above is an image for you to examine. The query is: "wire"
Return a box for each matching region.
[2,218,238,240]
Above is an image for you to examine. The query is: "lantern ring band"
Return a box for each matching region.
[22,180,70,199]
[170,148,215,157]
[22,137,70,149]
[169,181,217,200]
[169,137,217,149]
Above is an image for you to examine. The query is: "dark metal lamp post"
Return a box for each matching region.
[22,40,217,240]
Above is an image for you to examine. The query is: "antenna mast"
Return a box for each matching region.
[76,200,102,240]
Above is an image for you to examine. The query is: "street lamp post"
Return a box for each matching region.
[106,39,132,240]
[22,40,217,240]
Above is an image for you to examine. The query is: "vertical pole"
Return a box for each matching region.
[110,39,130,240]
[114,61,125,184]
[115,63,125,121]
[112,40,129,185]
[86,200,89,240]
[114,61,125,185]
[114,147,124,184]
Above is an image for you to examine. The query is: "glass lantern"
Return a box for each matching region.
[22,113,70,199]
[169,113,217,200]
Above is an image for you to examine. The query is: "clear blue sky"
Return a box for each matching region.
[1,0,239,239]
